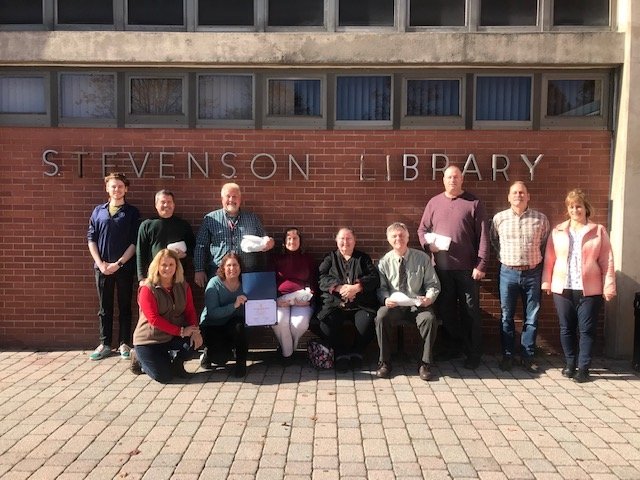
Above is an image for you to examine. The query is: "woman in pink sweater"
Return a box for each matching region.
[542,189,616,383]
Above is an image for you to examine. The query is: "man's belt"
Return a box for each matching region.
[504,263,539,271]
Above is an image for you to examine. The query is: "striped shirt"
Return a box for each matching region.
[194,208,267,274]
[490,207,550,267]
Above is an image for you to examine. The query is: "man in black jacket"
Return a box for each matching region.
[317,227,380,372]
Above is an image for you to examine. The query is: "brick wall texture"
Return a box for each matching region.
[0,128,613,354]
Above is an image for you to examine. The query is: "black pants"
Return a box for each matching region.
[317,308,375,357]
[435,269,482,361]
[94,267,134,347]
[201,314,248,366]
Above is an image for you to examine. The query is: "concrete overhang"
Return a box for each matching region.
[0,31,624,69]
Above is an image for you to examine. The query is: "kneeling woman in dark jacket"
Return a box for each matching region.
[132,248,202,383]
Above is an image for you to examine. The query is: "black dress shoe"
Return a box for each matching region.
[419,363,432,381]
[521,358,540,374]
[498,356,512,372]
[375,362,391,378]
[463,358,480,370]
[561,365,576,378]
[234,362,247,378]
[573,369,590,383]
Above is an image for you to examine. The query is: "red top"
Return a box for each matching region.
[138,283,198,336]
[274,250,317,296]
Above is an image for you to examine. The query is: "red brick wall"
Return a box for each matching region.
[0,128,613,353]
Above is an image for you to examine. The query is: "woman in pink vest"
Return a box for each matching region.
[542,189,616,383]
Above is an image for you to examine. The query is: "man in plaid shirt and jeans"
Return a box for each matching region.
[491,181,550,373]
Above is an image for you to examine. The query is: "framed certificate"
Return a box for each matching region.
[244,299,277,326]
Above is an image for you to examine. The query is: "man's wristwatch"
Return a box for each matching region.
[117,260,125,268]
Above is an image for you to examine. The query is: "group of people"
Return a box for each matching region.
[87,167,616,385]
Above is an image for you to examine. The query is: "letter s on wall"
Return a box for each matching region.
[42,150,59,177]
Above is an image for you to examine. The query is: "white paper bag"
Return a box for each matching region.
[277,288,314,305]
[167,241,187,253]
[240,235,270,253]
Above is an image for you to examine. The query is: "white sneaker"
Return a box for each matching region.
[89,344,111,361]
[118,343,131,359]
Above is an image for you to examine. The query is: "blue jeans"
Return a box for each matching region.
[498,264,542,359]
[134,337,193,384]
[553,290,603,370]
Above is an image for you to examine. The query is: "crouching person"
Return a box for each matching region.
[132,249,202,383]
[375,222,440,381]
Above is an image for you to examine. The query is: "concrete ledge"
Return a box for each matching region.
[0,31,624,68]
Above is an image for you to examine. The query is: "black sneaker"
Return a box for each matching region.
[200,347,213,370]
[498,356,513,372]
[573,369,590,383]
[335,355,350,373]
[172,360,189,378]
[350,353,363,371]
[210,348,232,366]
[561,365,576,378]
[521,358,540,374]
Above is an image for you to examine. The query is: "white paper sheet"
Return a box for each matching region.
[424,232,452,251]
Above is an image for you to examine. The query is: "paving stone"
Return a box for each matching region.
[1,353,640,479]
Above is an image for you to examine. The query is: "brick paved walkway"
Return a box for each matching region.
[1,351,639,479]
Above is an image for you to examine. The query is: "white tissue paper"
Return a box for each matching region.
[278,288,314,306]
[167,241,187,254]
[388,291,422,307]
[240,235,270,253]
[424,232,452,251]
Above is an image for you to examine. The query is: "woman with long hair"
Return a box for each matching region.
[132,249,202,383]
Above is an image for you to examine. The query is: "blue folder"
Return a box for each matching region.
[241,271,277,300]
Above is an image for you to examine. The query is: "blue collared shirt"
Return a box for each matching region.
[87,202,140,268]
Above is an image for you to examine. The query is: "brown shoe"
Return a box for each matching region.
[375,362,391,378]
[419,363,432,381]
